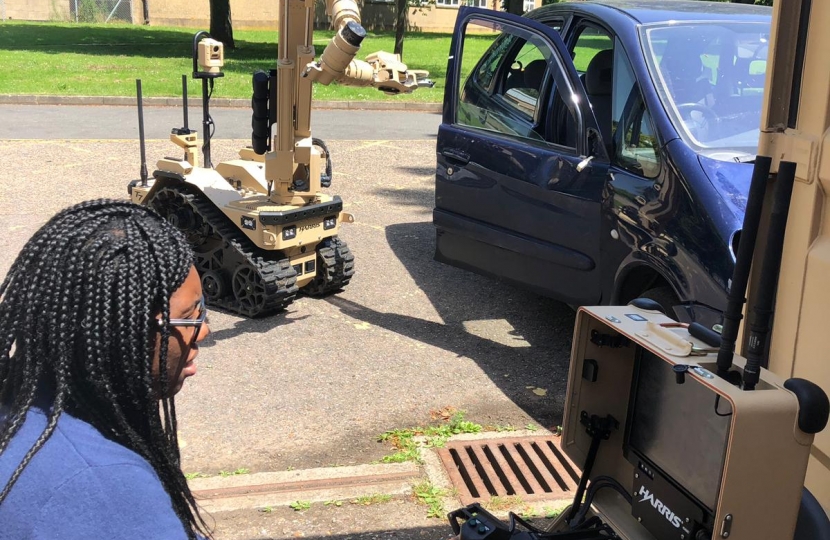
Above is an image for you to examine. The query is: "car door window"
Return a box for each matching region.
[612,42,660,178]
[572,25,613,75]
[567,24,614,152]
[456,18,577,149]
[539,19,564,33]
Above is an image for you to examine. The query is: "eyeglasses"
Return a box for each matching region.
[165,297,208,328]
[159,298,208,346]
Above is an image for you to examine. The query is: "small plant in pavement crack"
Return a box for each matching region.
[219,467,250,477]
[413,481,447,518]
[486,495,524,512]
[351,494,393,505]
[379,410,482,463]
[545,506,564,519]
[289,500,311,511]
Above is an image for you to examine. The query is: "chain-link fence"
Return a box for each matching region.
[70,0,134,23]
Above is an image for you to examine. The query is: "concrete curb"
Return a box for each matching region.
[0,94,443,113]
[189,462,422,513]
[186,430,575,516]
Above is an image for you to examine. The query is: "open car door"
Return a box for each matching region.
[433,7,608,306]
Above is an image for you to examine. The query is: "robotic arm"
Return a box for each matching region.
[257,0,432,204]
[303,0,433,94]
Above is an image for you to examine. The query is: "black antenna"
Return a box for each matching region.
[135,79,148,187]
[181,74,189,131]
[743,160,797,390]
[715,156,771,381]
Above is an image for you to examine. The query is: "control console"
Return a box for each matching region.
[447,306,828,540]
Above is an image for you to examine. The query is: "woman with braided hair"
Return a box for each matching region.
[0,199,211,539]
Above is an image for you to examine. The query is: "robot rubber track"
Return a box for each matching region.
[149,180,299,317]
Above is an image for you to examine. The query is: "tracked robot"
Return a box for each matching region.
[129,0,432,317]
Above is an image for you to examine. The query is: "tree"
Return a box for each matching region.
[394,0,408,57]
[697,0,773,3]
[503,0,524,15]
[209,0,235,50]
[502,0,557,15]
[394,0,435,58]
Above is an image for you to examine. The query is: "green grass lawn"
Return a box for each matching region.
[0,21,455,102]
[0,21,602,103]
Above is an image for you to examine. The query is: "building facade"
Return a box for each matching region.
[2,0,542,32]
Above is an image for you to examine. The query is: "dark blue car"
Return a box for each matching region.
[433,0,771,329]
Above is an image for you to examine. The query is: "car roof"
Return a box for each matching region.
[530,0,771,24]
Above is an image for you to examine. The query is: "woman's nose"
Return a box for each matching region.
[197,320,211,342]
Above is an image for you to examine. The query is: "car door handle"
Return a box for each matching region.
[442,149,470,166]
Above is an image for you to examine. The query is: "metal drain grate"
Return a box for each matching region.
[437,436,580,505]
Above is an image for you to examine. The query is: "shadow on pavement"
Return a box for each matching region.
[371,186,434,210]
[215,522,454,540]
[395,166,438,177]
[327,221,576,428]
[272,525,453,540]
[200,313,308,348]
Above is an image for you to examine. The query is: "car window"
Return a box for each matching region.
[546,19,564,33]
[619,102,660,178]
[456,18,576,148]
[572,25,613,75]
[613,44,660,178]
[611,42,635,137]
[643,21,769,156]
[565,24,613,152]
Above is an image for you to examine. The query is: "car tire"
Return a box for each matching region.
[637,285,680,320]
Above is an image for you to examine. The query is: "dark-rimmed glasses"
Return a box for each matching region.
[158,297,208,346]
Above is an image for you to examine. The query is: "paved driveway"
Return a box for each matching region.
[0,123,577,538]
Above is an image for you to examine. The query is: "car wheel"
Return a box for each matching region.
[637,286,680,320]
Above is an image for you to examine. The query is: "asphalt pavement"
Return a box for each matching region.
[0,104,442,140]
[0,105,577,540]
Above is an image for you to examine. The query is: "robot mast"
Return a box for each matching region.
[265,0,433,206]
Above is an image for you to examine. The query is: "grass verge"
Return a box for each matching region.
[0,21,607,103]
[0,21,475,102]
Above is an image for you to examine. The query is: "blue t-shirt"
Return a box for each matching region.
[0,405,191,539]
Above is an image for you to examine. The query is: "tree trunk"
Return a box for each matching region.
[505,0,524,15]
[394,0,408,58]
[209,0,235,50]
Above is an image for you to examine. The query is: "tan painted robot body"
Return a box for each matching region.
[130,0,431,317]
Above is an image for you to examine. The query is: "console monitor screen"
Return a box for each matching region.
[627,349,731,511]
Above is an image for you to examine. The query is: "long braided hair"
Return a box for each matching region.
[0,199,210,539]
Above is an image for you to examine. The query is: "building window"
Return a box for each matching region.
[466,0,489,7]
[436,0,461,6]
[523,0,536,12]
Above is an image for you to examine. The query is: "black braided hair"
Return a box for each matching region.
[0,199,211,539]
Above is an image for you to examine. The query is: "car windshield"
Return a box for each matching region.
[641,21,770,159]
